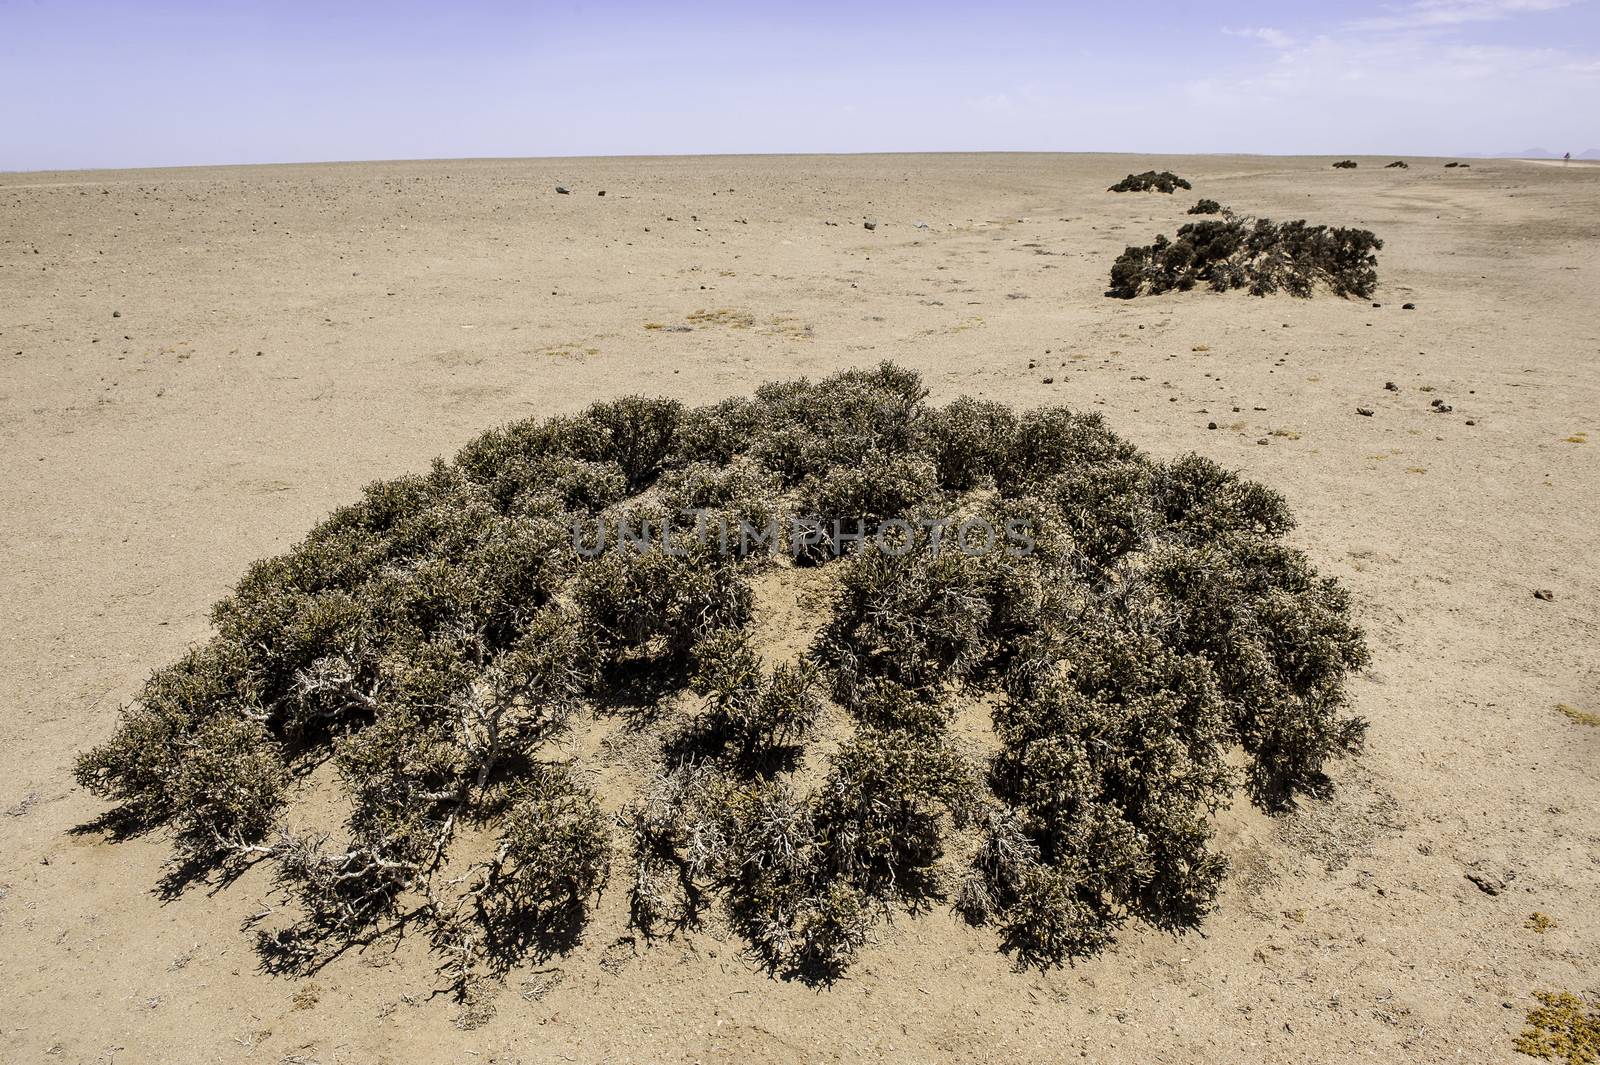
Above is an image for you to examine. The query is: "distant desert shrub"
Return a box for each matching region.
[77,362,1367,990]
[1108,170,1192,193]
[1332,159,1358,169]
[1386,160,1409,169]
[1188,198,1224,215]
[1105,216,1384,300]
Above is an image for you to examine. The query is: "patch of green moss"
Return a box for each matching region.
[1516,991,1600,1064]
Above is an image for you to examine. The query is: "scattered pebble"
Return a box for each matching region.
[1402,302,1416,310]
[1041,377,1054,384]
[863,220,877,231]
[555,186,570,194]
[1533,589,1556,602]
[1207,421,1218,430]
[1384,382,1399,392]
[1357,407,1374,417]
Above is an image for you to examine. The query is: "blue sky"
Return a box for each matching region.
[1,0,1595,170]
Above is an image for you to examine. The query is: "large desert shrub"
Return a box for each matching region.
[1108,170,1192,193]
[78,361,1367,994]
[1106,216,1384,299]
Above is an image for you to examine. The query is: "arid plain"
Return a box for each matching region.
[2,153,1596,1063]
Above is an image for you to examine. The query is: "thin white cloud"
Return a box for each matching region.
[1224,26,1297,49]
[1199,1,1595,152]
[1349,0,1572,32]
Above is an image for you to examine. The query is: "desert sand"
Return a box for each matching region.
[1,153,1596,1064]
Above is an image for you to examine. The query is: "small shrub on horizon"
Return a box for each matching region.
[1332,159,1358,169]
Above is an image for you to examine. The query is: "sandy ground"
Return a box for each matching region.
[1,153,1596,1064]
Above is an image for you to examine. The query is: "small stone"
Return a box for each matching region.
[555,186,570,194]
[1372,302,1382,308]
[1402,302,1415,310]
[1356,407,1374,417]
[112,310,121,318]
[1533,589,1556,602]
[863,220,877,231]
[1465,419,1477,426]
[1256,437,1269,445]
[1384,382,1399,392]
[597,190,606,197]
[1041,377,1054,384]
[1207,421,1218,430]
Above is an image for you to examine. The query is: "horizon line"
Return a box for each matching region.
[10,148,1593,179]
